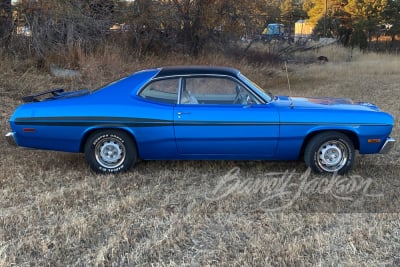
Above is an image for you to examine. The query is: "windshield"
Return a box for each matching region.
[238,73,274,102]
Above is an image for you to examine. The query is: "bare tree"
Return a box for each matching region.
[11,0,117,58]
[0,0,12,50]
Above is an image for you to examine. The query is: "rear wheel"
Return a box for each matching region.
[84,130,137,174]
[304,132,355,175]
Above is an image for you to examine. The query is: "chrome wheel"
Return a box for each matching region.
[317,141,348,172]
[95,138,126,169]
[85,130,136,174]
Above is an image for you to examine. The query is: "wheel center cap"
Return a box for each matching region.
[321,145,341,166]
[100,142,122,163]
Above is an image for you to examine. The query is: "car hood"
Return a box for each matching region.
[276,96,381,111]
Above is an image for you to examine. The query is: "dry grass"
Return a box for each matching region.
[1,46,400,266]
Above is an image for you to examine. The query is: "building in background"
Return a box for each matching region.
[294,20,314,42]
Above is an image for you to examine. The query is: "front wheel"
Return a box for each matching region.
[84,130,137,174]
[304,132,355,175]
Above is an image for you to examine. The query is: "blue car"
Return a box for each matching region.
[6,66,395,174]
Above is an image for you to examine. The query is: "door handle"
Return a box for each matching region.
[177,111,191,115]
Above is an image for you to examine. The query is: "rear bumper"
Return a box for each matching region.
[379,137,396,154]
[5,132,16,146]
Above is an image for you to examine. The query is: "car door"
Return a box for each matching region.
[135,77,179,159]
[173,76,279,157]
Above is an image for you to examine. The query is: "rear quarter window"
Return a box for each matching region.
[139,78,179,104]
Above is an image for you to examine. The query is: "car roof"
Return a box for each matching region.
[155,66,240,78]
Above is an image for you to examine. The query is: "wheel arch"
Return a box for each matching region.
[79,127,139,156]
[299,129,360,159]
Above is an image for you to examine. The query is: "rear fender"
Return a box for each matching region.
[79,127,138,154]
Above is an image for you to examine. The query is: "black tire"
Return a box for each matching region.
[304,131,355,175]
[84,130,137,174]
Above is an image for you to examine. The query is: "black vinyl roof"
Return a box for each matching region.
[155,66,240,78]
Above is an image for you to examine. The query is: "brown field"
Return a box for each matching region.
[1,46,400,266]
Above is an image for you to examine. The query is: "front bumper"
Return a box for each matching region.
[5,132,16,146]
[379,137,396,154]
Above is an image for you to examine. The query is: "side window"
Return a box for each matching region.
[139,79,179,104]
[182,77,259,105]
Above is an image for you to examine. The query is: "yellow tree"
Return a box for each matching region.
[345,0,388,44]
[306,0,351,38]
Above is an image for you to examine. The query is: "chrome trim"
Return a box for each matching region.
[5,132,16,146]
[379,137,396,154]
[138,74,267,104]
[178,77,183,104]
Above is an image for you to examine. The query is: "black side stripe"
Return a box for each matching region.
[14,117,173,127]
[14,117,390,127]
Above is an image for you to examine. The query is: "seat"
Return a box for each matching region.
[180,89,198,104]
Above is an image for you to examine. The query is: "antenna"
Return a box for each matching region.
[284,60,294,108]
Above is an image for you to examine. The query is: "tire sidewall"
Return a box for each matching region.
[85,130,136,174]
[305,132,354,175]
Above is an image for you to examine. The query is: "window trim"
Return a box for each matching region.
[180,75,265,105]
[137,74,267,105]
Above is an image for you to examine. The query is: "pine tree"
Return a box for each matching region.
[383,0,400,42]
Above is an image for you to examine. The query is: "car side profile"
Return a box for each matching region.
[6,66,396,174]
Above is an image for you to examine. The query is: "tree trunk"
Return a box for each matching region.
[0,0,12,50]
